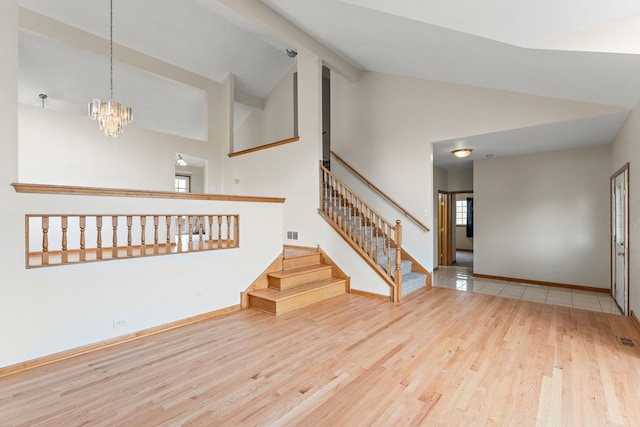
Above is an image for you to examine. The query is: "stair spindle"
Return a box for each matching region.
[96,216,103,260]
[188,216,194,251]
[198,215,204,250]
[79,216,86,261]
[217,215,223,247]
[208,215,214,249]
[112,216,118,258]
[140,216,147,256]
[177,216,183,253]
[153,216,159,254]
[41,216,49,265]
[126,216,133,257]
[226,215,232,247]
[61,216,68,263]
[165,216,172,252]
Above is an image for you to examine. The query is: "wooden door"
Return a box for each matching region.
[438,192,454,266]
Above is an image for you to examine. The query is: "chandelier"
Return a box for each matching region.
[88,0,132,137]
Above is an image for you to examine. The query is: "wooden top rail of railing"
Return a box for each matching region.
[330,151,430,232]
[228,136,300,158]
[320,163,403,302]
[12,183,285,204]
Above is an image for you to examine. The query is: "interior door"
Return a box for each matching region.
[612,167,629,315]
[438,192,454,266]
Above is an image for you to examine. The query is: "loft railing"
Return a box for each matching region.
[26,214,239,268]
[330,151,430,232]
[320,163,403,302]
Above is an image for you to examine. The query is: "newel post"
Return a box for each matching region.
[394,220,402,302]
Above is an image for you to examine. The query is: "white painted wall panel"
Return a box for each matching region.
[474,145,610,288]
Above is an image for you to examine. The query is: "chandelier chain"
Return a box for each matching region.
[110,0,113,100]
[87,0,132,137]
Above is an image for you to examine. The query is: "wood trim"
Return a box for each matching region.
[318,210,395,298]
[611,162,630,180]
[0,305,241,378]
[240,252,284,308]
[400,248,432,287]
[630,310,640,330]
[12,183,285,203]
[610,163,630,316]
[318,247,351,293]
[228,136,299,158]
[330,151,430,232]
[457,248,474,252]
[349,289,392,301]
[473,273,610,293]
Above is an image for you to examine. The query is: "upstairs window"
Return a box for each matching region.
[175,175,191,193]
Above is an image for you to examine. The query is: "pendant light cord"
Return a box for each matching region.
[110,0,114,100]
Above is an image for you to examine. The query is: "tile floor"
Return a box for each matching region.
[433,265,622,315]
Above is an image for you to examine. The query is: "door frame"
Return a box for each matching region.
[438,191,452,266]
[611,163,630,315]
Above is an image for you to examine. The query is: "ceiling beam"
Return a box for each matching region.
[19,8,217,92]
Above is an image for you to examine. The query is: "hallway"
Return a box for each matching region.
[433,265,621,315]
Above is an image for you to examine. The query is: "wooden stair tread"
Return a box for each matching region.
[249,278,346,302]
[268,264,332,279]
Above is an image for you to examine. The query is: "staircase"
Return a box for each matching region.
[247,247,348,315]
[320,164,429,301]
[327,194,427,297]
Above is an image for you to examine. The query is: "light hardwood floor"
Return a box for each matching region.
[2,288,640,426]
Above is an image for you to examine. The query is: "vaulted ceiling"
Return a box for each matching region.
[17,0,640,167]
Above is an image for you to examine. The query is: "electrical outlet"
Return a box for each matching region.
[113,319,127,328]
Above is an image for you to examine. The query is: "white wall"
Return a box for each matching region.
[611,100,640,315]
[3,193,283,368]
[330,70,622,273]
[233,65,296,152]
[448,169,473,192]
[19,105,215,192]
[223,50,322,246]
[474,145,610,288]
[0,6,284,368]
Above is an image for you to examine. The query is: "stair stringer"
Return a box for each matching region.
[401,248,432,288]
[317,211,395,301]
[240,251,284,308]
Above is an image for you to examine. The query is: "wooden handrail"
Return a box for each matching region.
[12,183,285,204]
[330,151,430,232]
[320,163,402,302]
[228,136,299,158]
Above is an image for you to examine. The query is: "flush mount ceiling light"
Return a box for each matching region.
[88,0,132,137]
[452,148,473,158]
[176,154,187,166]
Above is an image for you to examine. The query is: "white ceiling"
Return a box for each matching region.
[433,111,631,169]
[17,0,640,167]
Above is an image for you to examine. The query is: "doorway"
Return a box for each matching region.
[322,66,331,169]
[438,191,454,266]
[611,164,629,315]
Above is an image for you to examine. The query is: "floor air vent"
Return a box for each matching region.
[619,337,636,347]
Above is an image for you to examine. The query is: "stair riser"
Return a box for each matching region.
[268,268,333,290]
[283,254,322,270]
[248,294,277,315]
[274,282,346,315]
